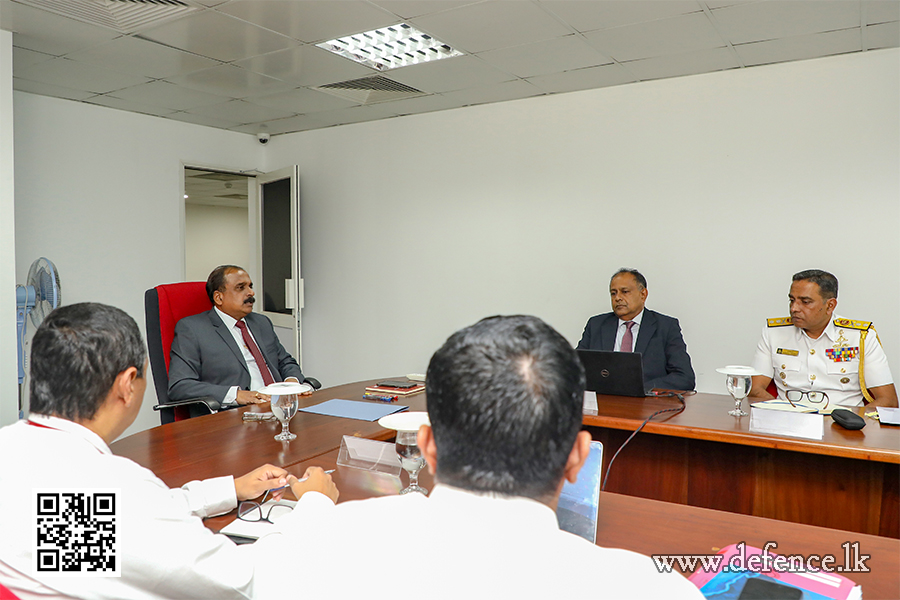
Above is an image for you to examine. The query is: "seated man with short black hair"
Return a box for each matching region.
[0,303,337,599]
[169,264,315,408]
[271,315,702,599]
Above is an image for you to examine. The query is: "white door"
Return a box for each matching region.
[254,166,303,364]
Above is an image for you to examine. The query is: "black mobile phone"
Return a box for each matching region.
[377,380,418,389]
[738,577,803,600]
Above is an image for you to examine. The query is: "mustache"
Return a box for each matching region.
[243,297,255,305]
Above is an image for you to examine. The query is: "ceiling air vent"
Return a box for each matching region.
[314,76,426,104]
[16,0,201,34]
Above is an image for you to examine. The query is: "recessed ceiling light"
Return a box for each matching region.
[317,23,462,71]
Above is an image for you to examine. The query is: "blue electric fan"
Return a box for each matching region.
[15,258,61,415]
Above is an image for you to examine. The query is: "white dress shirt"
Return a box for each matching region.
[259,484,703,599]
[215,307,272,405]
[614,309,644,352]
[0,414,328,599]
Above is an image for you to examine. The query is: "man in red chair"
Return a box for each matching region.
[168,265,315,408]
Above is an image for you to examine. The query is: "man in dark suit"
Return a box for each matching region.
[168,265,311,407]
[577,268,695,391]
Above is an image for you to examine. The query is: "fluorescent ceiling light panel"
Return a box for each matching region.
[317,23,463,71]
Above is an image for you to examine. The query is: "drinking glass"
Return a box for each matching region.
[271,394,299,441]
[726,374,752,416]
[395,430,427,495]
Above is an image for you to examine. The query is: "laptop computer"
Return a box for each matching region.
[556,441,603,544]
[577,349,649,397]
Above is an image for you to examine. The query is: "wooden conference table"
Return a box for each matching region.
[582,392,899,538]
[110,379,899,596]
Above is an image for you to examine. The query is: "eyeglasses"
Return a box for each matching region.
[785,390,829,410]
[237,488,293,524]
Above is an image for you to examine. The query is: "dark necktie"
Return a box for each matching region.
[621,321,635,353]
[235,320,275,385]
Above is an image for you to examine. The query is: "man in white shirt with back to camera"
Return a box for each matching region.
[0,302,338,599]
[266,315,703,599]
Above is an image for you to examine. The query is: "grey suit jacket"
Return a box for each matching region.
[168,309,304,403]
[576,309,695,391]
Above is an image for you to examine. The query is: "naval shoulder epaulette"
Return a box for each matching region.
[833,318,872,331]
[767,317,793,327]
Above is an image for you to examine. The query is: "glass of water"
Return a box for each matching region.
[716,366,759,417]
[395,430,428,495]
[259,382,312,442]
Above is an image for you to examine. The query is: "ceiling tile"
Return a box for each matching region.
[440,78,544,106]
[138,10,297,62]
[216,1,399,43]
[735,28,861,67]
[525,62,636,94]
[621,46,738,80]
[386,54,515,93]
[83,94,177,118]
[231,114,332,135]
[186,99,296,123]
[1,1,120,56]
[867,21,900,49]
[249,87,359,113]
[361,92,461,117]
[867,1,900,25]
[167,64,294,98]
[13,46,55,68]
[15,57,151,94]
[540,1,702,33]
[13,77,96,101]
[65,36,220,79]
[300,105,385,128]
[585,12,725,62]
[411,1,572,53]
[371,1,480,20]
[233,45,375,87]
[112,80,230,111]
[712,1,860,45]
[164,110,246,129]
[477,33,611,78]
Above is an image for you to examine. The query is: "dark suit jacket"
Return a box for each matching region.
[168,309,304,403]
[576,309,695,391]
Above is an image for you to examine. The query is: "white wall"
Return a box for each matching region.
[185,203,249,281]
[267,49,900,395]
[0,30,17,426]
[13,93,262,436]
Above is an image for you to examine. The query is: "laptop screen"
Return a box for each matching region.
[577,349,647,397]
[556,441,603,544]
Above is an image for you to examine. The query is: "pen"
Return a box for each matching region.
[270,469,336,492]
[363,393,398,402]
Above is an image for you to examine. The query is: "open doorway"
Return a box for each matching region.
[183,168,254,281]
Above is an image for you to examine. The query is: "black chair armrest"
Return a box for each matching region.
[153,396,221,414]
[302,377,322,390]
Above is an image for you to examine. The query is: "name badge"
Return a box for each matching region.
[776,348,799,356]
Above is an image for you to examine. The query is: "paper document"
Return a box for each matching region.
[876,406,900,425]
[219,500,296,541]
[752,399,842,415]
[750,407,824,440]
[300,399,408,421]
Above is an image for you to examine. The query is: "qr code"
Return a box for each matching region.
[34,489,120,577]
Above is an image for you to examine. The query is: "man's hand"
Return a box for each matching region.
[749,375,775,401]
[289,467,339,504]
[284,377,314,396]
[236,390,270,405]
[234,464,290,502]
[867,384,899,408]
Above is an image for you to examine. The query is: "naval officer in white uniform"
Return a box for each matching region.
[749,269,897,408]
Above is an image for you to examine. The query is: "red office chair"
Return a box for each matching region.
[0,583,21,600]
[145,282,221,424]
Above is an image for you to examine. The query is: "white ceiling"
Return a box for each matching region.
[2,0,898,137]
